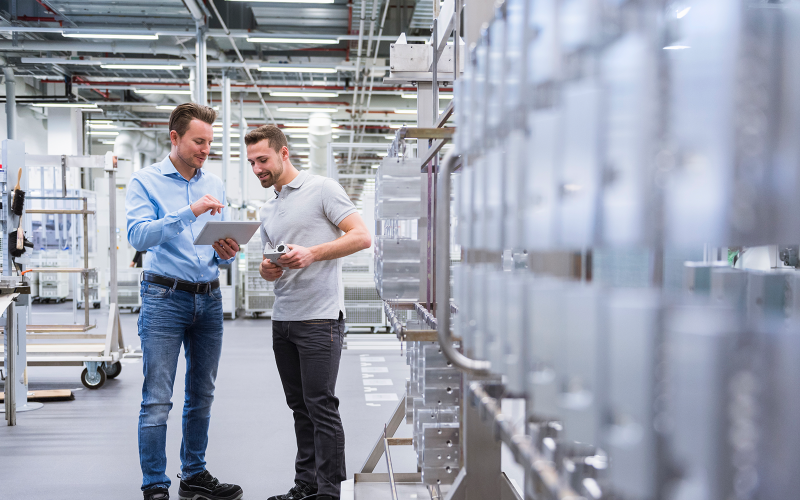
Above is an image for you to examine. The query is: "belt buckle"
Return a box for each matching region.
[198,283,208,294]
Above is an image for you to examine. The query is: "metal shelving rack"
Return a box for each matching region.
[1,151,125,397]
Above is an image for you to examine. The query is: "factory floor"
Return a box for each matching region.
[0,302,417,500]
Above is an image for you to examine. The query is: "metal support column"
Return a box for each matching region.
[222,71,231,192]
[4,65,16,139]
[239,93,247,205]
[417,82,434,306]
[196,26,208,105]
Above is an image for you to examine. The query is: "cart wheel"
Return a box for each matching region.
[81,366,106,389]
[104,362,122,379]
[77,303,83,310]
[132,307,141,314]
[93,302,101,309]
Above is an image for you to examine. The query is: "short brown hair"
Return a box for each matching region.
[244,125,288,153]
[169,103,217,137]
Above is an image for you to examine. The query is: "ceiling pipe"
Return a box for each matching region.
[346,0,368,166]
[1,56,17,139]
[0,40,220,58]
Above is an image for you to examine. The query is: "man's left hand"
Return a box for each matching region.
[277,244,316,269]
[213,238,240,260]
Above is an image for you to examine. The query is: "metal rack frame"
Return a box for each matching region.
[1,151,125,405]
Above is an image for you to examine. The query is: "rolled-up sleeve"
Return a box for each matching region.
[126,176,197,252]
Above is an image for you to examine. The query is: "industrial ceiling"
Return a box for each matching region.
[0,0,452,200]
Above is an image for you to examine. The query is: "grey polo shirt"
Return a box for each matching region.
[259,170,358,321]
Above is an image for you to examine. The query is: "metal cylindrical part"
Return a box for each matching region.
[5,301,16,425]
[4,66,16,140]
[436,152,491,375]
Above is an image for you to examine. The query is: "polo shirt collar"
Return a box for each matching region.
[159,154,204,180]
[273,170,308,196]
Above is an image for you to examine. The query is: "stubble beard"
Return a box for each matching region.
[260,163,284,188]
[177,146,204,172]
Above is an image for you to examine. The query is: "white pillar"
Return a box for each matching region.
[239,94,248,206]
[222,72,231,191]
[47,107,82,155]
[196,27,208,105]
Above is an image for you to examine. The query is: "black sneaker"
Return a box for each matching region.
[143,487,169,500]
[267,479,318,500]
[177,470,243,500]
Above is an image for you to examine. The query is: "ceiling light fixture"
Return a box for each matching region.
[88,124,118,129]
[269,91,339,97]
[35,102,98,108]
[278,107,338,113]
[290,144,312,148]
[259,66,337,73]
[100,140,117,144]
[62,32,159,40]
[232,0,332,3]
[249,37,338,45]
[89,131,120,136]
[156,105,176,110]
[134,89,193,95]
[394,109,417,114]
[101,64,183,70]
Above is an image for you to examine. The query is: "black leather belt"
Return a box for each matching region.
[142,272,220,294]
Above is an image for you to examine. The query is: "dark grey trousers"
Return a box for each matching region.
[272,315,346,498]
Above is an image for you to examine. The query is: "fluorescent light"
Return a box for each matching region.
[213,132,241,137]
[371,164,380,169]
[269,91,339,97]
[288,134,309,139]
[663,45,690,50]
[232,0,333,3]
[101,64,183,70]
[278,107,338,113]
[290,144,312,148]
[384,135,396,139]
[259,66,337,73]
[294,152,310,156]
[62,32,159,40]
[376,152,388,157]
[89,120,113,124]
[394,109,417,114]
[100,140,117,144]
[88,124,118,129]
[134,89,192,95]
[677,6,691,18]
[332,135,340,139]
[249,37,338,45]
[389,124,404,129]
[156,105,176,110]
[401,94,416,99]
[439,94,454,99]
[89,131,120,136]
[36,102,98,108]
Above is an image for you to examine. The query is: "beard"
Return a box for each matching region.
[176,147,204,171]
[259,163,284,188]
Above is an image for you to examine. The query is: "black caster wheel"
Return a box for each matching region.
[81,366,107,389]
[104,361,122,379]
[93,302,101,309]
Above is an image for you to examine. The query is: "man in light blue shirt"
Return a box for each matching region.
[126,103,243,500]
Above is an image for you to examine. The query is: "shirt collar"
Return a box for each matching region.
[159,154,204,180]
[273,170,308,196]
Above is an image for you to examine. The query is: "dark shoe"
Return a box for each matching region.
[267,479,318,500]
[305,495,335,500]
[144,487,169,500]
[177,470,243,500]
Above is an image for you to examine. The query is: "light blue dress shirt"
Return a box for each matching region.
[126,155,234,283]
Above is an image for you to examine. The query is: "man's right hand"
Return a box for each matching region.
[191,195,225,217]
[260,258,284,281]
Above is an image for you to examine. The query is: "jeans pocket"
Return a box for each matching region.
[210,288,222,300]
[142,282,170,298]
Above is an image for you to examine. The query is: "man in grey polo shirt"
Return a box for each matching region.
[246,125,371,500]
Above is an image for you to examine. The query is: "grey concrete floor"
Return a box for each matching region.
[1,302,413,499]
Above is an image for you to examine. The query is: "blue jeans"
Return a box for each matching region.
[137,280,224,491]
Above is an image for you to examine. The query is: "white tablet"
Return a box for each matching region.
[193,221,262,245]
